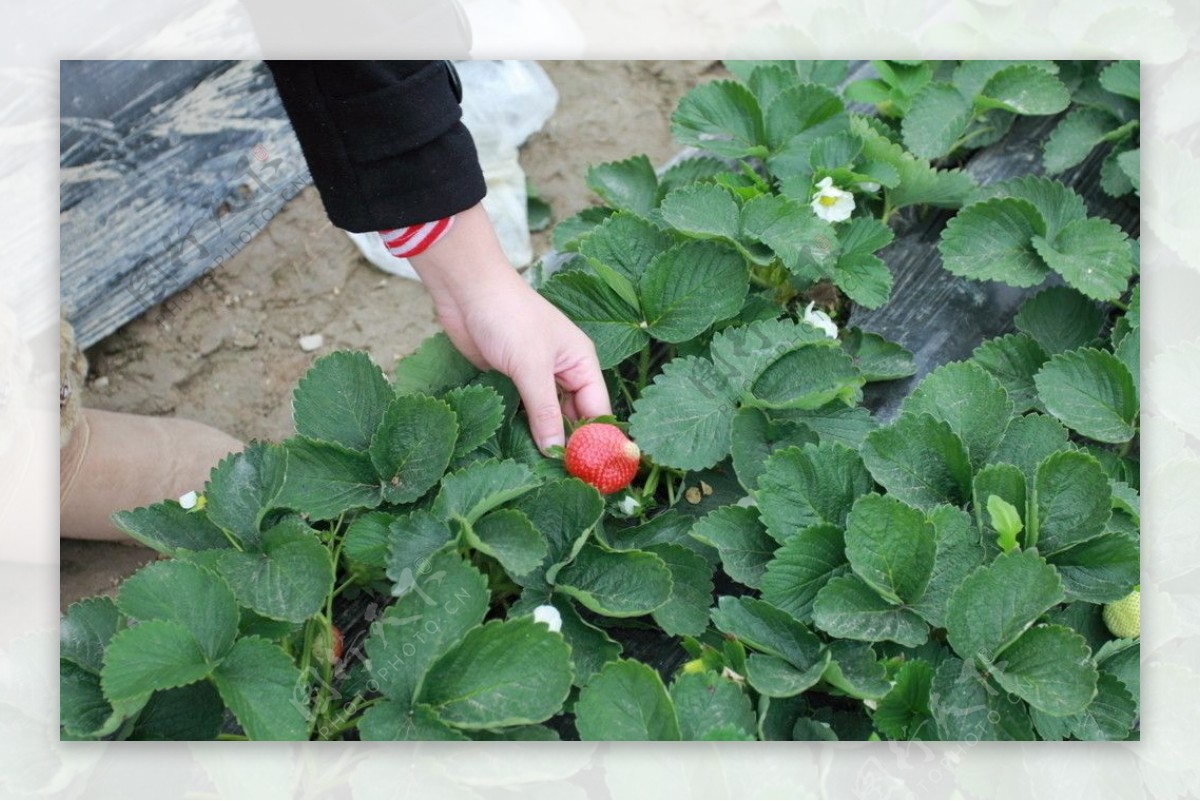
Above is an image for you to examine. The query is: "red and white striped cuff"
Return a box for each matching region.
[378,215,455,259]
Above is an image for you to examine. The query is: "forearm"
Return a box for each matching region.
[408,204,526,308]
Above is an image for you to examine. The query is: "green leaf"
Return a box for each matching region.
[861,413,972,509]
[60,661,125,738]
[100,621,212,702]
[646,544,713,637]
[385,511,455,591]
[1013,286,1104,356]
[359,701,469,741]
[710,596,826,670]
[466,508,547,578]
[340,511,393,582]
[656,155,730,198]
[844,494,937,605]
[744,653,830,698]
[902,82,972,159]
[540,270,646,369]
[552,207,615,253]
[640,241,749,343]
[874,660,936,740]
[128,682,224,741]
[779,403,878,449]
[629,355,739,471]
[810,132,864,170]
[1043,107,1123,174]
[211,636,308,740]
[938,197,1049,287]
[549,599,622,688]
[659,183,741,243]
[394,333,478,395]
[204,442,286,550]
[1046,532,1139,604]
[971,334,1048,412]
[1101,147,1136,196]
[760,524,847,623]
[990,412,1071,481]
[420,619,573,729]
[931,657,1035,741]
[214,519,334,623]
[274,438,382,521]
[756,442,874,542]
[555,544,672,617]
[586,154,658,216]
[576,659,681,740]
[578,211,674,284]
[692,504,778,589]
[764,82,846,151]
[978,65,1070,115]
[912,505,986,628]
[116,560,239,662]
[670,671,756,740]
[971,174,1086,241]
[1033,450,1113,554]
[831,252,894,310]
[443,385,504,458]
[507,477,605,583]
[811,575,929,647]
[900,361,1014,470]
[431,458,539,525]
[1067,671,1137,740]
[985,624,1097,716]
[988,495,1023,553]
[946,550,1064,664]
[729,407,818,492]
[1032,218,1136,301]
[851,117,975,209]
[111,501,232,557]
[61,597,120,675]
[366,548,490,705]
[952,60,1058,99]
[671,79,766,159]
[1115,326,1139,397]
[1099,60,1139,101]
[710,317,833,392]
[292,351,393,451]
[749,345,864,410]
[740,193,839,280]
[1117,148,1139,192]
[1034,348,1137,443]
[822,641,891,700]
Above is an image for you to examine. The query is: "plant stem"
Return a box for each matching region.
[1110,298,1129,312]
[217,733,249,741]
[638,345,651,390]
[643,463,662,501]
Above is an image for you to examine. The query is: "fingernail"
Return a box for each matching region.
[539,436,564,455]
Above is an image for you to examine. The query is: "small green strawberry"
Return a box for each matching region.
[1103,588,1140,639]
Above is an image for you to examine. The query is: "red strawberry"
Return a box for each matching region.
[565,423,641,494]
[330,625,344,663]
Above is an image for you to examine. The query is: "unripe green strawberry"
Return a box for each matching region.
[1103,589,1140,639]
[564,423,641,495]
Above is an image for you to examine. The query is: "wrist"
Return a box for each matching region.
[408,204,523,304]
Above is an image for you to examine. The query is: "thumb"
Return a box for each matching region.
[511,364,566,454]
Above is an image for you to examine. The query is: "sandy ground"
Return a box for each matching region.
[60,60,717,610]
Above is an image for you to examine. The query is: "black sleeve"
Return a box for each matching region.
[265,60,486,232]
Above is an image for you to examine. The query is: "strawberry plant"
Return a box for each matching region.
[61,60,1138,741]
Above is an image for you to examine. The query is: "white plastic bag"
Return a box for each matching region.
[346,60,558,280]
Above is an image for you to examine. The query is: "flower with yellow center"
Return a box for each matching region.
[811,176,855,222]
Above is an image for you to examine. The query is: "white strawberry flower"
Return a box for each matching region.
[803,302,839,339]
[532,604,563,633]
[810,176,855,222]
[178,490,199,510]
[617,494,642,516]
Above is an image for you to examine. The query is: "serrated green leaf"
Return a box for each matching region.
[810,132,864,170]
[973,463,1027,552]
[61,597,120,675]
[764,82,846,151]
[420,619,573,729]
[539,270,646,369]
[671,78,766,158]
[1013,286,1105,356]
[844,77,892,105]
[740,193,839,280]
[507,477,605,584]
[952,60,1058,99]
[991,413,1071,481]
[578,211,675,284]
[646,543,713,637]
[778,403,878,448]
[338,512,392,583]
[938,197,1049,287]
[60,661,122,738]
[988,495,1023,552]
[466,508,547,578]
[204,442,285,550]
[555,544,672,617]
[1047,532,1139,604]
[274,437,381,521]
[971,174,1087,240]
[214,519,333,623]
[1034,348,1138,443]
[749,345,864,410]
[822,641,891,700]
[690,504,777,589]
[710,317,832,392]
[586,154,658,216]
[1117,148,1139,192]
[946,550,1064,664]
[913,505,986,630]
[386,510,455,592]
[745,652,830,698]
[548,599,622,687]
[901,361,1014,471]
[116,560,239,662]
[844,494,937,605]
[1043,107,1123,174]
[1032,218,1136,301]
[874,660,936,740]
[671,671,757,740]
[985,624,1097,716]
[931,657,1035,740]
[640,241,749,342]
[710,596,826,669]
[359,701,469,741]
[368,394,457,505]
[443,385,505,458]
[971,333,1048,412]
[1098,644,1139,717]
[367,548,490,705]
[1099,60,1139,101]
[100,621,212,703]
[393,333,478,396]
[552,207,615,253]
[851,116,975,209]
[659,183,741,243]
[431,458,539,525]
[629,355,739,471]
[576,659,681,740]
[729,406,818,493]
[978,65,1070,115]
[656,156,730,199]
[833,252,894,310]
[1033,450,1113,554]
[811,575,929,647]
[211,636,307,740]
[760,524,847,623]
[1115,326,1139,397]
[128,682,224,741]
[756,442,874,542]
[111,501,232,557]
[902,82,972,159]
[861,413,972,509]
[1068,671,1137,740]
[292,351,393,451]
[1100,147,1136,197]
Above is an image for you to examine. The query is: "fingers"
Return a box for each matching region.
[511,362,566,453]
[556,347,612,421]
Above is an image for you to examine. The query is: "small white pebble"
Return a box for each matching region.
[92,376,110,389]
[299,334,325,352]
[179,491,199,510]
[532,604,562,633]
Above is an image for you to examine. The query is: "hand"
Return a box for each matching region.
[409,204,611,452]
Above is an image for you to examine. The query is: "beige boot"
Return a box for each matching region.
[60,408,244,541]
